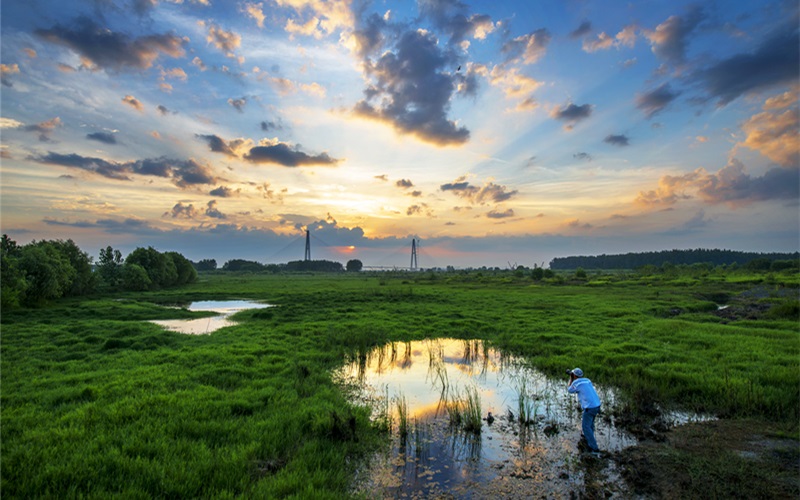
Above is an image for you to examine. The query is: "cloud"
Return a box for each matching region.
[227,97,247,112]
[635,158,799,207]
[691,25,799,107]
[486,208,514,219]
[35,152,218,187]
[581,25,639,52]
[0,63,20,87]
[406,203,434,217]
[550,102,593,129]
[582,32,614,52]
[643,6,705,66]
[479,64,543,110]
[739,106,799,167]
[205,200,226,219]
[86,132,117,144]
[266,77,326,98]
[573,152,592,161]
[0,117,25,129]
[22,117,62,141]
[206,23,243,62]
[763,88,798,111]
[261,120,283,131]
[502,29,551,64]
[636,83,680,118]
[352,25,469,146]
[243,140,341,167]
[615,25,638,48]
[192,56,207,71]
[122,95,144,112]
[418,0,495,45]
[35,17,185,71]
[157,104,172,115]
[242,2,266,28]
[196,134,253,157]
[209,185,240,197]
[566,219,593,230]
[166,202,198,219]
[440,176,518,204]
[569,21,592,39]
[43,217,154,232]
[604,134,630,146]
[160,67,187,81]
[396,179,414,189]
[274,0,355,39]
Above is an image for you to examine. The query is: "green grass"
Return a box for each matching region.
[2,269,798,497]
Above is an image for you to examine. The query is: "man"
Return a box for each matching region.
[567,367,602,456]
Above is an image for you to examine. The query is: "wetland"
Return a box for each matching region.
[2,270,798,498]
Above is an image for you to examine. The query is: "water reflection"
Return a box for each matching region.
[150,300,271,334]
[336,338,636,498]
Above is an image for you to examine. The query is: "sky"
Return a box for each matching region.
[1,0,798,269]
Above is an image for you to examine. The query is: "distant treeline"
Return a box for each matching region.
[549,249,800,270]
[1,235,196,308]
[199,258,362,273]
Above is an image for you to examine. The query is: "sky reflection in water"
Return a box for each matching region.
[150,300,271,334]
[335,338,636,498]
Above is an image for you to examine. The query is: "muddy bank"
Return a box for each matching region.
[614,419,799,498]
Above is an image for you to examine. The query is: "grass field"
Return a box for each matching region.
[2,270,798,497]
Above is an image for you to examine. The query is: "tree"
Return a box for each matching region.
[126,247,177,289]
[120,263,152,291]
[1,235,26,308]
[531,267,544,280]
[194,258,217,271]
[98,246,123,288]
[17,243,76,305]
[346,259,363,272]
[222,259,265,272]
[166,251,197,285]
[47,239,95,296]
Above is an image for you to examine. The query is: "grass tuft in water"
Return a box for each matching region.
[395,393,409,443]
[515,377,537,425]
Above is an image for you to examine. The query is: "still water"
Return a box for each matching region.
[150,300,271,334]
[335,338,638,498]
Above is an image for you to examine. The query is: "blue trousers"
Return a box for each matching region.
[582,405,601,452]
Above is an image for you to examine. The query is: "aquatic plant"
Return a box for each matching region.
[396,393,409,442]
[515,377,537,425]
[463,386,483,434]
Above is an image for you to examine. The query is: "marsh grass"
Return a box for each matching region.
[515,377,537,425]
[445,386,482,434]
[2,270,798,497]
[395,394,409,443]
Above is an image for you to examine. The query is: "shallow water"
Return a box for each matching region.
[334,338,641,498]
[150,300,271,334]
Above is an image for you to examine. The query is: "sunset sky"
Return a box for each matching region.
[1,0,798,268]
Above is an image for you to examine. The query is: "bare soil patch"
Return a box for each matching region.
[613,419,799,498]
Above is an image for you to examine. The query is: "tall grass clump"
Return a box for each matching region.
[395,394,409,442]
[446,387,482,434]
[515,377,537,425]
[463,386,482,434]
